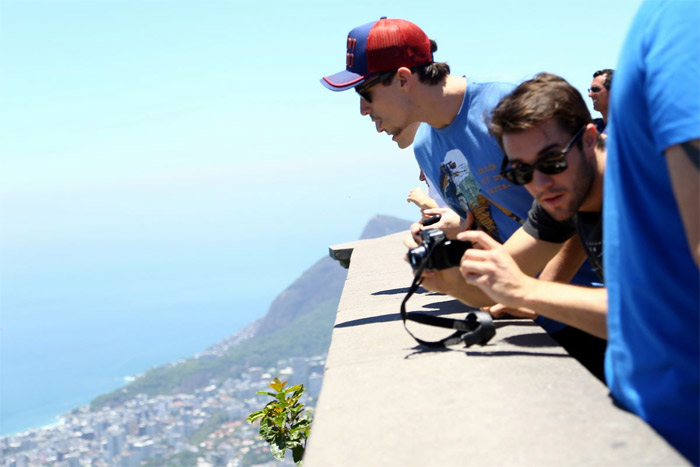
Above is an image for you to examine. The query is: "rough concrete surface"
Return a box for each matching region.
[304,232,687,466]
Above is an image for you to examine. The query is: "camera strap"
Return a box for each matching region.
[400,261,496,348]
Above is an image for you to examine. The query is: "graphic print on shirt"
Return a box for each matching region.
[577,213,604,282]
[438,149,502,242]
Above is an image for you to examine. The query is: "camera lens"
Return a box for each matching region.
[408,245,428,270]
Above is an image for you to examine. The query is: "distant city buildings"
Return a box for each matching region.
[1,355,325,467]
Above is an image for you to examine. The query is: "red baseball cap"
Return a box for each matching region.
[321,18,433,92]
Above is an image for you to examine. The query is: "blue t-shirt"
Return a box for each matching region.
[414,80,531,243]
[414,80,601,333]
[604,1,700,462]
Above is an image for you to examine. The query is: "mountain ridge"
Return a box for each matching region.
[91,214,412,408]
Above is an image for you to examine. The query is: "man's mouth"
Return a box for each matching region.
[539,192,565,208]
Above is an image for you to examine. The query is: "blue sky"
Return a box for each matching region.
[0,0,643,283]
[0,0,643,433]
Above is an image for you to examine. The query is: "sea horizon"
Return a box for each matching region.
[0,296,265,437]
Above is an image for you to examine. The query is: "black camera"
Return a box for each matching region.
[407,229,472,271]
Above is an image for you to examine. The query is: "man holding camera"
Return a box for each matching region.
[321,18,605,377]
[320,18,598,307]
[424,74,608,339]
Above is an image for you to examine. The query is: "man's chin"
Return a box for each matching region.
[391,130,411,149]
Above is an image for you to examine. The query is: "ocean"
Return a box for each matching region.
[0,180,344,437]
[0,154,418,438]
[0,295,266,436]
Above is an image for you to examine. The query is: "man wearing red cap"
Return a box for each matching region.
[321,18,531,244]
[321,18,607,379]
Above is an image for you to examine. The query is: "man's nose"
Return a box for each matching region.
[360,98,371,116]
[531,169,554,190]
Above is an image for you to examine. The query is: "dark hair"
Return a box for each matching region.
[593,69,614,90]
[489,73,596,152]
[373,39,450,87]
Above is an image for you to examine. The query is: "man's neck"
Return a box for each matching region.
[418,75,467,129]
[580,147,607,213]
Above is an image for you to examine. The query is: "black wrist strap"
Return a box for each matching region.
[400,262,496,348]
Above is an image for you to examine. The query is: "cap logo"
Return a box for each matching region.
[346,37,357,69]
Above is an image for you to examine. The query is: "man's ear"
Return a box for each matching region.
[396,67,413,89]
[583,123,598,154]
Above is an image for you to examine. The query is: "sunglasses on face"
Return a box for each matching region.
[499,126,586,185]
[355,75,381,103]
[588,86,603,93]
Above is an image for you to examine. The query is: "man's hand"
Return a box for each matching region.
[409,208,471,243]
[406,186,438,211]
[457,230,537,309]
[418,267,468,295]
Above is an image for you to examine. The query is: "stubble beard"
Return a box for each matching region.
[557,151,596,221]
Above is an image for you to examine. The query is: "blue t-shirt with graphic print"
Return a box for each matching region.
[414,80,532,243]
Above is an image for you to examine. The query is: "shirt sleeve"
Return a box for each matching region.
[645,1,700,152]
[522,201,576,243]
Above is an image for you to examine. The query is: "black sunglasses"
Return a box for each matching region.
[499,126,586,185]
[588,86,603,93]
[355,75,381,102]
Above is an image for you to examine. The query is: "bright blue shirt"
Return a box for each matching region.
[604,1,700,462]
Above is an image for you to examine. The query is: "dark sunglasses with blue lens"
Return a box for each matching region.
[499,126,586,186]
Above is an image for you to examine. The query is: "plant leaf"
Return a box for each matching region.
[292,444,305,465]
[270,378,287,392]
[246,410,264,423]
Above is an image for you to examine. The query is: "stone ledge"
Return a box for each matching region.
[306,231,687,466]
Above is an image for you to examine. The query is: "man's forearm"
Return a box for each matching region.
[537,235,587,284]
[451,282,496,308]
[517,281,607,339]
[422,266,496,308]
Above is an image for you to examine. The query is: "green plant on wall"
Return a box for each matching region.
[247,377,312,465]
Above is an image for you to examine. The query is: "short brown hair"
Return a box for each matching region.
[489,73,593,153]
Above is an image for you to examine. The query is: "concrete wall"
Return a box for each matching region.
[305,232,687,466]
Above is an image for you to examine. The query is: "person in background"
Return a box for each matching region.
[603,1,699,462]
[407,169,444,212]
[588,69,613,133]
[394,122,451,216]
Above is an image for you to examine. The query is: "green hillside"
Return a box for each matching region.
[91,260,343,410]
[90,214,412,410]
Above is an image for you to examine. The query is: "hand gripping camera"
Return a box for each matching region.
[407,228,472,271]
[402,226,494,348]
